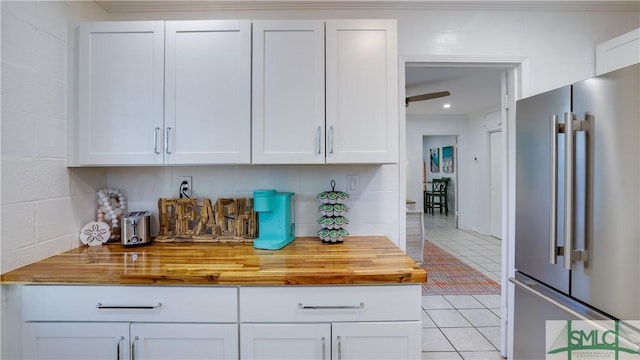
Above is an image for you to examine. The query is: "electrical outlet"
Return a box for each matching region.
[179,176,192,198]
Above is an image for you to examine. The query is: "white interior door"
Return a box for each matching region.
[490,130,502,239]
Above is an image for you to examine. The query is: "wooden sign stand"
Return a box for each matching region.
[156,197,257,242]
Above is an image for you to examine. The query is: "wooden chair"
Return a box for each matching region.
[424,178,450,215]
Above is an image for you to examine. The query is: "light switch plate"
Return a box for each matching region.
[347,175,359,195]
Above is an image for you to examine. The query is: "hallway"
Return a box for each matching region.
[420,213,505,359]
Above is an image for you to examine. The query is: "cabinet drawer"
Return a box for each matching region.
[240,285,421,322]
[22,285,237,322]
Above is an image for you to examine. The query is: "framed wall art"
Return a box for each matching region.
[430,148,439,173]
[442,145,454,173]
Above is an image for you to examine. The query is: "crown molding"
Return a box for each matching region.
[95,1,640,13]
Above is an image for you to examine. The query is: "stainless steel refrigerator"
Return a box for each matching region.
[512,64,640,359]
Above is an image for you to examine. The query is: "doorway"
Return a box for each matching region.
[401,57,524,359]
[422,135,458,225]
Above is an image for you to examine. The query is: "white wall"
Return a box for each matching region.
[465,108,503,234]
[0,1,110,271]
[0,1,109,357]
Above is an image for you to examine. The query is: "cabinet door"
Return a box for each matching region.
[332,322,421,360]
[165,20,251,164]
[252,20,325,164]
[241,323,331,360]
[23,322,130,360]
[78,21,165,165]
[325,20,398,164]
[131,323,238,360]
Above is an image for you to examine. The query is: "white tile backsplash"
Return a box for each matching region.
[36,118,67,158]
[1,1,107,274]
[35,30,67,82]
[0,203,36,252]
[106,164,400,239]
[1,11,37,69]
[36,198,78,242]
[0,110,37,157]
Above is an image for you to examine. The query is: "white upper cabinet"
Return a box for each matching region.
[78,19,397,166]
[252,19,398,164]
[78,21,165,165]
[252,20,325,164]
[165,20,251,164]
[326,19,398,164]
[596,28,640,75]
[78,20,251,165]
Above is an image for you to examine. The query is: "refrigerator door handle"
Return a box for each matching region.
[550,115,559,264]
[511,277,590,320]
[564,112,575,270]
[510,276,639,353]
[563,112,591,270]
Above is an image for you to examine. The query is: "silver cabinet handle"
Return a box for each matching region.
[337,335,342,360]
[97,302,162,310]
[153,127,161,155]
[550,115,559,264]
[328,126,334,154]
[132,336,139,360]
[298,302,364,310]
[116,336,124,360]
[316,126,322,155]
[563,112,574,270]
[321,336,326,360]
[165,127,172,154]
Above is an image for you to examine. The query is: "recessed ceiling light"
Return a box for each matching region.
[443,103,451,109]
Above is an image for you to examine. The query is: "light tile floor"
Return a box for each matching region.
[421,213,505,359]
[423,213,502,283]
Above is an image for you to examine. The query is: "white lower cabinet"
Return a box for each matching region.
[239,285,422,360]
[241,323,331,359]
[23,322,130,360]
[24,322,238,360]
[21,286,239,360]
[241,322,420,360]
[18,285,421,360]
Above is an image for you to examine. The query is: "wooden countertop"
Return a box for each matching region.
[0,236,426,286]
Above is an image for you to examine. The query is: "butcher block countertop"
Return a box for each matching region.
[0,236,426,286]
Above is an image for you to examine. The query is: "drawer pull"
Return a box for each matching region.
[298,302,364,310]
[97,302,163,310]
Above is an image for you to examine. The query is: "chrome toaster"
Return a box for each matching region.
[121,211,152,246]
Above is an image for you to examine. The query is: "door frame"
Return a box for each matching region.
[488,127,503,239]
[398,54,528,359]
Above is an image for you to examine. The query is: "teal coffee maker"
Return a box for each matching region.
[253,190,295,250]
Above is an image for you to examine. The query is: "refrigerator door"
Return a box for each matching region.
[512,272,619,360]
[571,64,640,320]
[515,86,571,294]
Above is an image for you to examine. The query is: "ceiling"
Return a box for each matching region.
[405,66,506,116]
